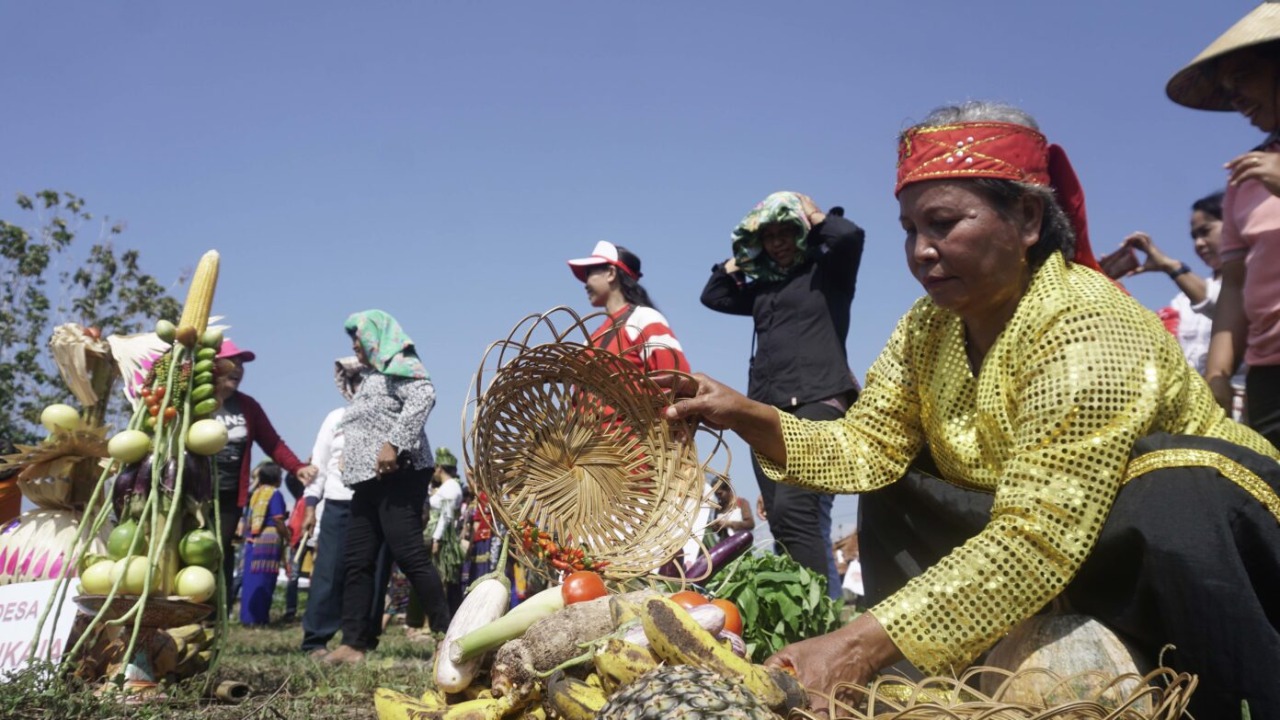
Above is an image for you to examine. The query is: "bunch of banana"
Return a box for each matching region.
[167,623,216,679]
[374,687,519,720]
[635,595,808,714]
[593,638,660,694]
[544,671,608,720]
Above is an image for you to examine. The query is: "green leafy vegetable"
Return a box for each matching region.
[704,550,843,662]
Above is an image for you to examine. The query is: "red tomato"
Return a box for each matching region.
[669,590,709,609]
[710,598,742,635]
[561,571,607,605]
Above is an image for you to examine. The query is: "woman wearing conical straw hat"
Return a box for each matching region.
[1168,1,1280,452]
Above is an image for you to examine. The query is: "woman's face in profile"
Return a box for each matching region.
[1219,50,1280,133]
[1190,209,1223,271]
[350,334,369,367]
[900,180,1038,322]
[216,358,244,399]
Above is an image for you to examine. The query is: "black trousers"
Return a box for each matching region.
[1247,364,1280,451]
[301,500,394,651]
[859,434,1280,719]
[340,466,450,650]
[753,400,842,587]
[217,489,241,614]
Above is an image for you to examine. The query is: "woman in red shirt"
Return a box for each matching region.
[567,241,690,374]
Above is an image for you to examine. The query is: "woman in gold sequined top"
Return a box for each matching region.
[665,101,1280,718]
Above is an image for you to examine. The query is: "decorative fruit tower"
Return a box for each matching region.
[26,250,231,696]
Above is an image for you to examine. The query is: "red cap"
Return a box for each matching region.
[217,339,256,363]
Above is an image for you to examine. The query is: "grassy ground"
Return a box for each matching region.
[0,593,441,720]
[1,590,864,719]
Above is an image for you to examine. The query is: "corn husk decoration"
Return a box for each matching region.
[30,250,230,694]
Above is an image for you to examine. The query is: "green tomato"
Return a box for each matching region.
[186,419,228,456]
[107,519,141,560]
[79,559,117,596]
[110,556,150,595]
[154,319,177,343]
[200,328,223,350]
[40,404,81,433]
[178,529,221,569]
[107,429,152,464]
[174,565,216,603]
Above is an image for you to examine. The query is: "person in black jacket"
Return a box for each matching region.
[700,191,865,594]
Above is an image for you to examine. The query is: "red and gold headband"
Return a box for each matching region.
[895,121,1101,273]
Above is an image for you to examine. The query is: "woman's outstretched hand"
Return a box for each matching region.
[765,613,902,715]
[656,372,752,430]
[655,372,788,465]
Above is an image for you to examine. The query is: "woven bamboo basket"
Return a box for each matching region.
[463,307,722,580]
[792,666,1196,720]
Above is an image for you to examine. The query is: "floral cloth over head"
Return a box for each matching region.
[731,191,813,282]
[344,310,429,380]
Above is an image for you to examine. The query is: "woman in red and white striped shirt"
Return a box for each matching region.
[567,241,690,374]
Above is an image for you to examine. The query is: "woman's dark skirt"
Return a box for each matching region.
[859,433,1280,719]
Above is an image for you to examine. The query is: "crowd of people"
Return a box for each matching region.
[194,3,1280,716]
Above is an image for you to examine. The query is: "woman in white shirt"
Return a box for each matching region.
[1123,191,1246,417]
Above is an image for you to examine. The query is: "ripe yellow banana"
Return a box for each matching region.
[516,707,546,720]
[375,688,442,720]
[545,671,607,720]
[374,688,517,720]
[593,638,660,693]
[418,688,447,709]
[638,595,786,709]
[167,623,205,643]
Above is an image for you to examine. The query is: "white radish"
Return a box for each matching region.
[434,542,512,693]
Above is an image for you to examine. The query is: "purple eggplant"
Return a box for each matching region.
[159,457,178,494]
[111,463,141,522]
[127,458,155,519]
[183,453,212,503]
[684,531,754,581]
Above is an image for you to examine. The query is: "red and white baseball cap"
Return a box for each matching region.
[567,241,639,282]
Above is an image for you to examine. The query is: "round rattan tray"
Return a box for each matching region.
[464,307,721,579]
[795,666,1197,720]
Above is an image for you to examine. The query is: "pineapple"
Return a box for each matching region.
[598,665,776,720]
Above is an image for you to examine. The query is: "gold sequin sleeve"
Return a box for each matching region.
[754,308,927,494]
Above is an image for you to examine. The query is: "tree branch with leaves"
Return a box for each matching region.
[0,191,183,452]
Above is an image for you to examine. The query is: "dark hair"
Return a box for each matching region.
[1192,191,1224,221]
[609,245,660,310]
[438,463,458,478]
[970,179,1077,269]
[256,462,282,487]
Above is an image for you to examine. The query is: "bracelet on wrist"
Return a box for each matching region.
[1167,262,1192,278]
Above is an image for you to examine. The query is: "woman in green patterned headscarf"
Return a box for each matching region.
[326,309,450,665]
[344,309,429,380]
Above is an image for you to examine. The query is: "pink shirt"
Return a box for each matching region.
[1222,174,1280,367]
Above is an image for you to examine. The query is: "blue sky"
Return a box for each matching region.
[2,1,1266,541]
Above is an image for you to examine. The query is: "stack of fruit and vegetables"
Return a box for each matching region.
[0,319,133,588]
[31,250,231,686]
[372,538,806,720]
[0,403,113,587]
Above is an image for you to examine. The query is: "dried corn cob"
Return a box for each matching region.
[177,251,220,338]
